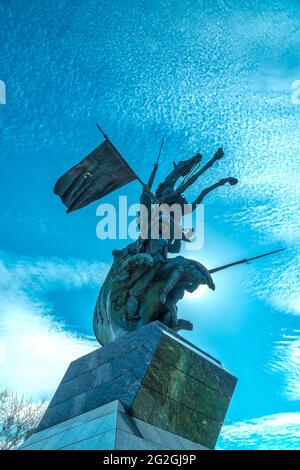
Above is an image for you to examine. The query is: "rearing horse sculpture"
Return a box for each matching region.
[93,148,238,345]
[53,130,239,346]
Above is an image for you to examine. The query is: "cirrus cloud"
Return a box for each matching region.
[0,251,109,400]
[218,412,300,450]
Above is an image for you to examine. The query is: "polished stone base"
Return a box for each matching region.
[19,322,237,450]
[20,400,206,450]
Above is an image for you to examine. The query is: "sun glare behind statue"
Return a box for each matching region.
[184,284,209,300]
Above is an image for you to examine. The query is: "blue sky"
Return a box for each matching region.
[0,0,299,449]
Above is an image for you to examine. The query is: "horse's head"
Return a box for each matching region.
[173,153,202,177]
[156,154,203,198]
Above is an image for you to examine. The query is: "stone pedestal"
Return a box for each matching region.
[20,322,237,450]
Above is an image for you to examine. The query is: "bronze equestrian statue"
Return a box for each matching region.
[93,147,238,345]
[54,126,283,346]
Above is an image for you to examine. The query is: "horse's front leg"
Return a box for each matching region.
[191,177,238,211]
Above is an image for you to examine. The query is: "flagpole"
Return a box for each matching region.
[156,137,164,165]
[96,123,145,186]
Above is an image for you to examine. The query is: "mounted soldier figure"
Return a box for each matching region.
[54,125,283,346]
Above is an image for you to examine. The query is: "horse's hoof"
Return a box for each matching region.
[174,319,193,331]
[228,177,238,185]
[215,148,224,160]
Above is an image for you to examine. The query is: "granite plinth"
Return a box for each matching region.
[20,322,237,450]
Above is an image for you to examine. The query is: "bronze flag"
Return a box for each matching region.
[54,139,138,213]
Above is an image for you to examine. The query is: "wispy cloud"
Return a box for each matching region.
[269,329,300,401]
[218,413,300,450]
[243,249,300,316]
[0,252,109,400]
[0,297,96,400]
[219,117,300,316]
[0,252,109,293]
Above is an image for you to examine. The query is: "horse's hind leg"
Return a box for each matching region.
[160,301,178,329]
[159,268,181,305]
